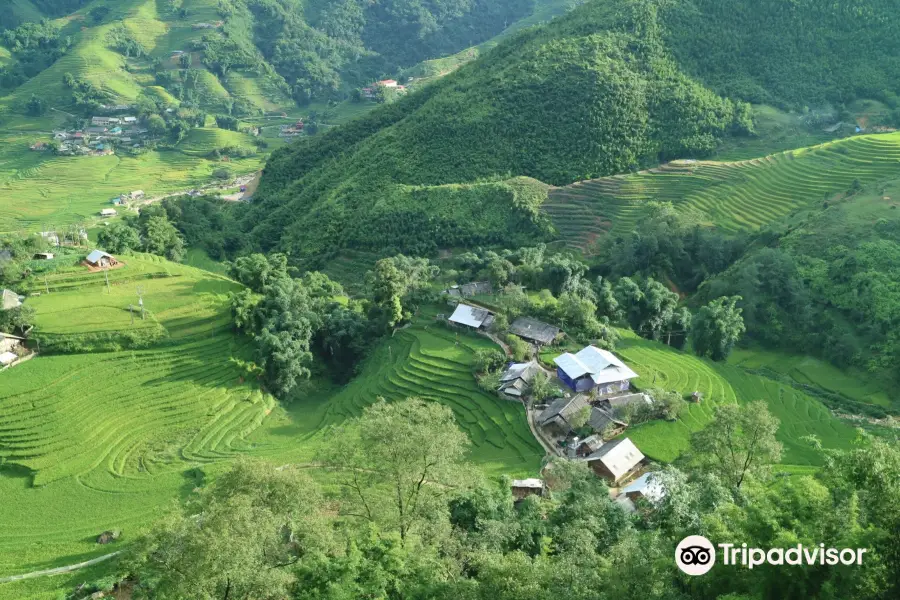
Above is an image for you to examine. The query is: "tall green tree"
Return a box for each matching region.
[691,295,745,360]
[689,400,782,489]
[127,459,332,599]
[321,398,471,544]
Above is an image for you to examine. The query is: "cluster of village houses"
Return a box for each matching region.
[445,285,670,512]
[33,112,150,157]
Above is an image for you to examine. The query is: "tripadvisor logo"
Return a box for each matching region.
[675,535,868,576]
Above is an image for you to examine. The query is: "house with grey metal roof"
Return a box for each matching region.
[537,394,590,432]
[1,289,23,311]
[498,360,540,398]
[85,250,118,268]
[448,303,494,330]
[509,317,560,345]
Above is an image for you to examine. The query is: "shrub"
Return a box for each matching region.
[473,348,506,373]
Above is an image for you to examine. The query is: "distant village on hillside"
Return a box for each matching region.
[30,107,151,157]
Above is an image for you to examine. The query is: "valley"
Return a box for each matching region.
[1,1,900,599]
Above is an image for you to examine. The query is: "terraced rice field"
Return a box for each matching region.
[0,256,277,581]
[545,132,900,249]
[612,333,856,465]
[290,325,544,475]
[0,266,541,584]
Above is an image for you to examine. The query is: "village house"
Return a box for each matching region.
[448,303,494,330]
[1,289,23,310]
[581,437,645,484]
[510,478,545,501]
[615,472,666,513]
[553,346,638,395]
[85,250,118,268]
[498,360,540,398]
[509,316,560,346]
[100,208,117,217]
[604,392,652,414]
[537,394,590,433]
[33,252,54,260]
[0,332,24,354]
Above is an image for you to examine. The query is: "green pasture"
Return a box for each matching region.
[545,131,900,250]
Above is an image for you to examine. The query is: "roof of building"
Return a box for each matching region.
[85,250,114,264]
[576,434,605,455]
[448,303,491,328]
[553,346,638,385]
[620,472,666,503]
[583,438,645,481]
[537,394,589,427]
[511,478,544,489]
[1,289,22,310]
[588,406,627,433]
[607,392,652,409]
[500,361,539,383]
[500,378,529,396]
[100,209,117,215]
[0,331,24,340]
[0,351,18,366]
[460,281,492,296]
[509,317,560,345]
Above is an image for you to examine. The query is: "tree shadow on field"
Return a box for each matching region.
[0,462,36,488]
[181,466,206,497]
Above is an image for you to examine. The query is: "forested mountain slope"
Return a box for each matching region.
[240,0,754,262]
[235,0,900,265]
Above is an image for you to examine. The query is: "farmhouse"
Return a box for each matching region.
[604,392,652,412]
[33,252,54,260]
[85,250,118,268]
[509,316,560,346]
[448,303,494,330]
[587,406,627,437]
[91,116,115,127]
[537,394,589,432]
[0,332,24,354]
[582,438,645,484]
[128,190,145,200]
[621,472,666,503]
[553,346,638,395]
[1,289,23,310]
[100,208,117,217]
[498,360,539,398]
[510,478,545,500]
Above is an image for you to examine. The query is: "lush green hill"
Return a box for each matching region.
[545,132,900,249]
[230,0,900,265]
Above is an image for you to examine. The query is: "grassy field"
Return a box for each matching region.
[545,131,900,250]
[0,133,264,232]
[541,331,856,465]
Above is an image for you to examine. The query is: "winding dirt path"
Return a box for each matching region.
[0,551,121,584]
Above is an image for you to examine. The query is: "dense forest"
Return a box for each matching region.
[201,0,536,102]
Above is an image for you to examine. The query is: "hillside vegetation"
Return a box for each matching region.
[224,0,900,265]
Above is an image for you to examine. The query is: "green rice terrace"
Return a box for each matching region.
[545,132,900,250]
